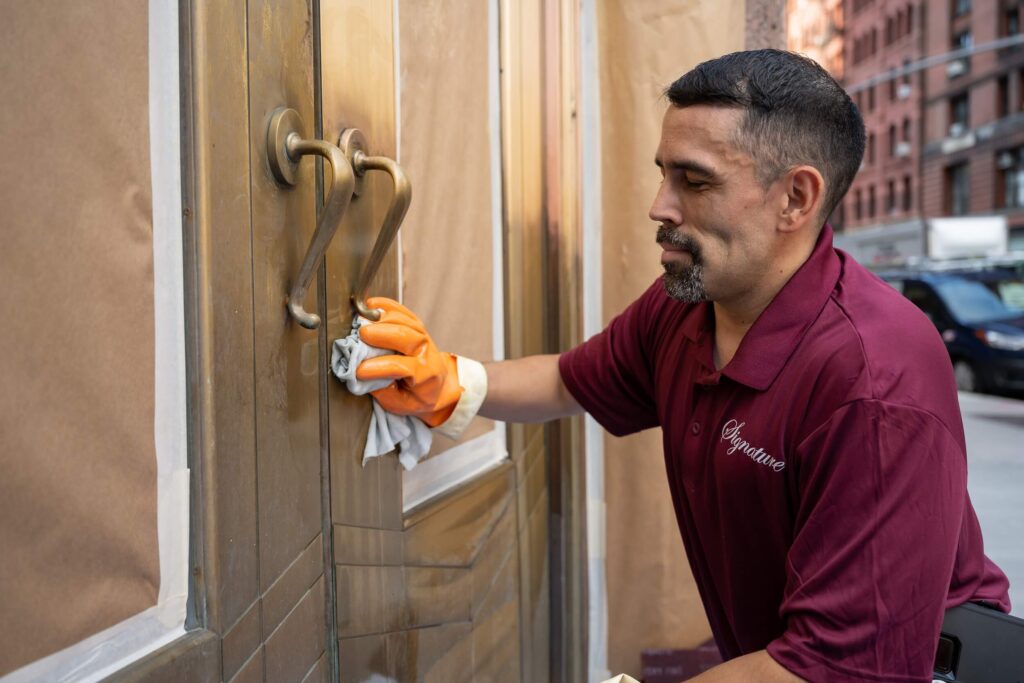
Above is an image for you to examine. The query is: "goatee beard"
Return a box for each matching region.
[656,225,708,303]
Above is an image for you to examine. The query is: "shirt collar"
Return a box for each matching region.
[719,225,841,390]
[678,303,719,382]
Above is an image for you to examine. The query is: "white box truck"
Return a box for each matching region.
[834,216,1009,268]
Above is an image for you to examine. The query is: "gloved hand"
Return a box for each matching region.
[355,297,463,428]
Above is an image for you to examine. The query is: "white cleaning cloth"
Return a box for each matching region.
[331,317,433,470]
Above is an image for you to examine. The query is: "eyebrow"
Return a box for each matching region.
[654,157,717,179]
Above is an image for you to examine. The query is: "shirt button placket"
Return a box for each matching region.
[691,421,701,436]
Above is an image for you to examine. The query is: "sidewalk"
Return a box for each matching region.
[959,391,1024,615]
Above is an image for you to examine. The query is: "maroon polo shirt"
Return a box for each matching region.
[559,226,1010,682]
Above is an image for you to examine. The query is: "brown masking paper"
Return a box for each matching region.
[399,0,497,455]
[0,1,159,675]
[597,0,746,675]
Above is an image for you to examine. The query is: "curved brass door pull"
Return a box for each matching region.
[266,109,410,328]
[267,107,357,329]
[340,128,412,322]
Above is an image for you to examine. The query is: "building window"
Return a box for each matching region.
[886,179,896,213]
[952,0,971,18]
[871,28,878,55]
[889,75,898,101]
[1019,68,1024,111]
[1003,7,1020,37]
[949,92,969,135]
[902,117,912,143]
[868,85,876,111]
[854,189,863,220]
[869,185,877,217]
[998,148,1024,208]
[953,29,972,52]
[868,132,876,164]
[888,124,897,157]
[951,30,972,73]
[998,75,1010,119]
[907,4,915,34]
[886,17,894,45]
[903,175,912,211]
[945,162,969,215]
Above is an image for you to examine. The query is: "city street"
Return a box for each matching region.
[961,391,1024,615]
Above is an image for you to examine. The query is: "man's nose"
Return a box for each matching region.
[649,181,682,226]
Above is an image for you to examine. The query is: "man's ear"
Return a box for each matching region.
[779,165,825,233]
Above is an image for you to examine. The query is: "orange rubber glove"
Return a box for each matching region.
[355,297,463,428]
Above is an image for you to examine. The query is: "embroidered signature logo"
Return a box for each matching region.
[720,419,786,472]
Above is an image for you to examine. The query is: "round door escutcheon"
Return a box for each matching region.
[267,107,305,186]
[339,128,369,197]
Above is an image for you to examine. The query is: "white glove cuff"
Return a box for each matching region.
[433,356,488,440]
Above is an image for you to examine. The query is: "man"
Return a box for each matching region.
[357,50,1010,682]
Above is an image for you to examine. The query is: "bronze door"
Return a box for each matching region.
[107,1,560,680]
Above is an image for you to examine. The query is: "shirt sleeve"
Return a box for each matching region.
[558,284,661,437]
[766,399,966,683]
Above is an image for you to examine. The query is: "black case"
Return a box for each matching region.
[933,602,1024,682]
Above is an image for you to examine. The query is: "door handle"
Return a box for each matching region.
[267,107,356,329]
[339,129,412,322]
[266,109,410,328]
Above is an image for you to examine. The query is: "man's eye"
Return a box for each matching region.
[685,178,708,189]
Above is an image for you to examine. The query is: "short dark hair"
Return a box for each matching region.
[665,49,865,222]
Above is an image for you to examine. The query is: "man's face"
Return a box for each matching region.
[650,105,785,305]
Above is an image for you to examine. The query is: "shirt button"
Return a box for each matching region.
[691,422,701,435]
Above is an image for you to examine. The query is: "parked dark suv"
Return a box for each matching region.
[879,271,1024,393]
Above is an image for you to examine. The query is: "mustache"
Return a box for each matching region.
[656,225,703,264]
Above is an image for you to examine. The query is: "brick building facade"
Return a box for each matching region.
[920,0,1024,249]
[790,0,1024,250]
[841,0,925,232]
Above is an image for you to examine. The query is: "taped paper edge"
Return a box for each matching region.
[1,2,190,679]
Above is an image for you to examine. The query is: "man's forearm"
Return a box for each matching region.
[477,354,583,423]
[687,651,804,682]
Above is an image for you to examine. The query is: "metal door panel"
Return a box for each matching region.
[300,655,330,683]
[402,469,514,566]
[246,0,324,597]
[244,1,333,680]
[321,0,403,534]
[186,0,262,641]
